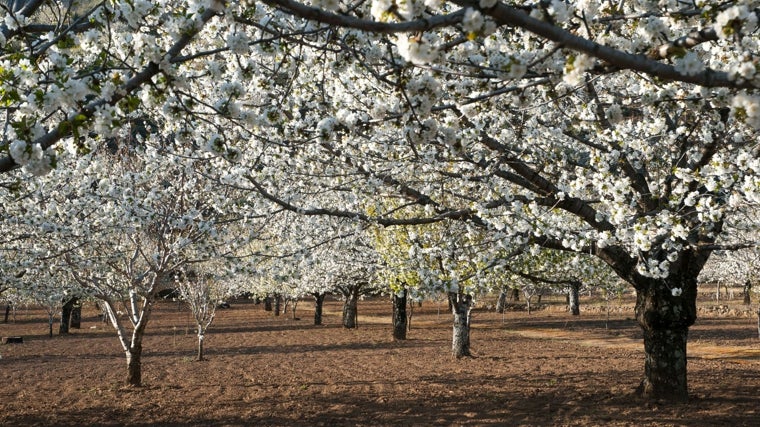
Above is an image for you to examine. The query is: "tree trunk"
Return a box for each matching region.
[342,290,358,329]
[197,330,205,361]
[568,282,581,316]
[392,290,408,340]
[743,280,752,305]
[313,292,325,325]
[60,297,77,334]
[126,347,142,386]
[4,304,9,323]
[273,294,281,316]
[264,296,272,311]
[510,288,519,301]
[495,290,507,314]
[634,278,696,402]
[48,312,54,338]
[70,302,81,329]
[449,292,472,358]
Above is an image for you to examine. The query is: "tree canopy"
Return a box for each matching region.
[4,0,760,401]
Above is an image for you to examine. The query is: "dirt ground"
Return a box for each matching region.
[1,294,760,426]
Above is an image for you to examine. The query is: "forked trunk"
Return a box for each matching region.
[634,277,696,402]
[313,292,325,325]
[449,292,472,358]
[392,291,407,340]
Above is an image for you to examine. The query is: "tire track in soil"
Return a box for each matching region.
[505,328,760,364]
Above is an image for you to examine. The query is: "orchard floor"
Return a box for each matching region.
[1,296,760,426]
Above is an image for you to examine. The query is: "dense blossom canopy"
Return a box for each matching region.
[0,0,758,286]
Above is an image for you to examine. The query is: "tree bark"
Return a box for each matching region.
[495,290,507,313]
[510,288,519,301]
[313,292,325,325]
[392,290,408,340]
[70,302,81,329]
[743,280,752,305]
[4,304,9,323]
[568,282,581,316]
[197,331,205,361]
[449,292,472,358]
[634,278,696,402]
[273,294,281,316]
[342,289,358,329]
[126,347,142,386]
[48,312,54,338]
[60,297,77,334]
[264,296,272,311]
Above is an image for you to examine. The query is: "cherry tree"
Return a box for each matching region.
[176,267,243,361]
[505,248,618,316]
[4,0,760,403]
[8,136,255,386]
[373,216,508,356]
[211,2,760,401]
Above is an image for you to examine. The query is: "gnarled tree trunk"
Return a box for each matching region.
[392,290,407,340]
[634,277,696,402]
[449,292,473,358]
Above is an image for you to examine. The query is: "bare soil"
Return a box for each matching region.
[1,295,759,426]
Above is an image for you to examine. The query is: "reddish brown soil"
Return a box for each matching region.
[1,296,759,426]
